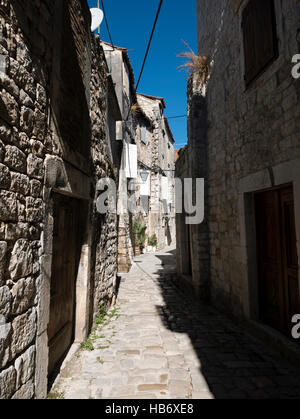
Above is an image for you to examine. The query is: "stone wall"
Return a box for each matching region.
[89,35,119,320]
[175,146,191,282]
[175,78,210,301]
[194,0,300,318]
[137,94,176,251]
[0,0,118,399]
[0,0,56,400]
[101,44,136,274]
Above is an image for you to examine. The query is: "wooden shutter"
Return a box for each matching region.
[141,125,147,144]
[161,176,169,199]
[140,195,149,215]
[54,0,90,157]
[243,1,258,85]
[256,0,278,69]
[125,143,137,179]
[242,0,278,86]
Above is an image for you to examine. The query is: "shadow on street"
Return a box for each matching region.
[151,248,300,399]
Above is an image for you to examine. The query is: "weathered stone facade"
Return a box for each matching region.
[136,94,176,251]
[0,0,119,399]
[89,36,119,326]
[176,77,210,300]
[177,0,300,354]
[101,42,136,274]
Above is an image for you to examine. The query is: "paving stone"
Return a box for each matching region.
[109,385,136,397]
[124,394,157,399]
[169,380,190,397]
[51,247,300,400]
[138,384,167,392]
[127,376,145,385]
[117,350,140,357]
[143,374,164,384]
[92,378,112,387]
[169,368,190,381]
[120,360,135,369]
[192,391,214,400]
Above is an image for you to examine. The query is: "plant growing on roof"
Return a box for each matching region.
[177,40,209,87]
[131,102,143,115]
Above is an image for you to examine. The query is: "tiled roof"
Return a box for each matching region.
[101,41,136,101]
[137,93,166,109]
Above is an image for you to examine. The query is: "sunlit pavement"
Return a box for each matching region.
[51,247,300,399]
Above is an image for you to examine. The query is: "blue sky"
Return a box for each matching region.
[88,0,198,149]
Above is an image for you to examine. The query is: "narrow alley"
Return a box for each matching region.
[51,249,300,400]
[1,0,300,401]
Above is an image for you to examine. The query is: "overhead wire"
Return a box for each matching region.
[97,0,185,144]
[100,0,115,49]
[135,0,164,91]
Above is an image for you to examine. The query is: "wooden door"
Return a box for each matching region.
[48,193,81,377]
[280,187,300,334]
[255,186,299,336]
[186,224,192,276]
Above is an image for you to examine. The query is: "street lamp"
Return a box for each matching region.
[140,169,149,183]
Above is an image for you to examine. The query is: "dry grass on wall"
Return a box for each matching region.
[177,40,209,87]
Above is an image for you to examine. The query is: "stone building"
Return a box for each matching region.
[101,42,137,273]
[100,44,177,269]
[176,79,210,300]
[135,93,176,251]
[177,0,300,357]
[0,0,121,399]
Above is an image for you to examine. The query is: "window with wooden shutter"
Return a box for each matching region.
[242,0,278,86]
[141,125,147,144]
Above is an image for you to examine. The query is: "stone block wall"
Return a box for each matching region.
[175,85,210,302]
[89,35,119,320]
[136,94,176,251]
[175,146,191,282]
[195,0,300,318]
[0,0,119,398]
[0,0,55,399]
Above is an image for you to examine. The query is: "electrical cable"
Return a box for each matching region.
[123,115,187,123]
[100,0,115,49]
[98,0,183,141]
[135,0,164,91]
[164,115,187,120]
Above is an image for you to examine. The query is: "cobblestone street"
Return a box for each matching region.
[51,248,300,399]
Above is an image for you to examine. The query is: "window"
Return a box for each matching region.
[242,0,278,86]
[141,125,147,144]
[141,195,150,215]
[52,0,90,157]
[125,143,137,179]
[123,62,130,98]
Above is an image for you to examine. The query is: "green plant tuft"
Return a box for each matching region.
[133,221,147,249]
[148,234,158,247]
[47,392,65,400]
[81,337,94,352]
